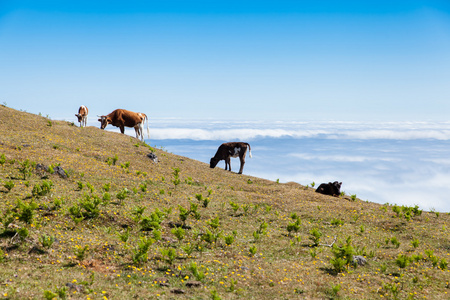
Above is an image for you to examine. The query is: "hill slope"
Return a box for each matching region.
[0,105,449,299]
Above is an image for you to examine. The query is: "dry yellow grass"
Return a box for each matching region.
[0,105,449,299]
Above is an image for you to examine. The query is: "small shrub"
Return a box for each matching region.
[330,237,354,273]
[73,245,89,261]
[309,248,317,259]
[103,182,111,192]
[18,227,29,241]
[120,161,131,169]
[132,206,146,222]
[159,247,177,265]
[18,159,34,180]
[32,180,53,198]
[118,228,131,243]
[391,236,400,249]
[395,254,410,269]
[16,199,38,224]
[189,262,205,281]
[439,258,448,270]
[202,229,221,245]
[139,182,147,192]
[39,234,55,249]
[207,216,220,230]
[43,290,58,300]
[85,182,94,193]
[116,188,129,201]
[3,180,14,192]
[331,218,344,226]
[224,234,235,246]
[77,181,84,190]
[106,154,119,166]
[102,192,111,202]
[171,226,185,242]
[309,228,322,247]
[68,194,101,220]
[229,201,240,214]
[140,210,163,231]
[132,236,155,266]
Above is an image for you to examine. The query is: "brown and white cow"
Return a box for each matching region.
[98,109,146,140]
[210,142,252,174]
[75,105,88,127]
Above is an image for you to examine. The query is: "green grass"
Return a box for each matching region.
[0,106,449,299]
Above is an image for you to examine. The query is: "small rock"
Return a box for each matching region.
[54,166,67,178]
[353,255,367,266]
[170,289,185,294]
[35,163,47,172]
[153,277,169,287]
[65,283,84,292]
[185,281,202,288]
[28,246,46,255]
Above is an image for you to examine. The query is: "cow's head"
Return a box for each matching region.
[75,113,83,122]
[332,181,342,191]
[210,157,220,168]
[98,116,110,129]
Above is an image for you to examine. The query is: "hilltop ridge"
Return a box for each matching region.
[0,105,449,299]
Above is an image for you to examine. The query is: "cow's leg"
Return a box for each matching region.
[120,126,125,134]
[225,157,231,171]
[139,123,144,141]
[238,150,247,174]
[238,157,246,174]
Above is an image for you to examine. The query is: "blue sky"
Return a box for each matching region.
[1,1,450,121]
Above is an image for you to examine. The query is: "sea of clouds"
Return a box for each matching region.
[93,119,450,212]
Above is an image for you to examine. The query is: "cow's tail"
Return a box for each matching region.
[145,115,150,140]
[246,143,252,158]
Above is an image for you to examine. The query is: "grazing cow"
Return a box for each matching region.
[75,105,88,127]
[210,142,252,174]
[315,181,342,197]
[134,112,150,141]
[98,109,146,140]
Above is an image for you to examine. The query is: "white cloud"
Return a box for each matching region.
[288,153,399,163]
[136,120,450,141]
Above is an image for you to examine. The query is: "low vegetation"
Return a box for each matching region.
[0,105,449,299]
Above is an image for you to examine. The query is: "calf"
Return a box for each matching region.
[315,181,342,197]
[98,109,145,140]
[210,142,252,174]
[75,105,88,127]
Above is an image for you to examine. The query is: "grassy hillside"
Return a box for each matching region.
[0,105,449,299]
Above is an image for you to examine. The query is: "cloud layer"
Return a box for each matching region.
[139,120,450,141]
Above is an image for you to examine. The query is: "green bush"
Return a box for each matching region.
[3,180,14,192]
[330,237,355,273]
[32,180,53,197]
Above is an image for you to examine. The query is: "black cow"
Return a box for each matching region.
[315,181,342,197]
[210,142,252,174]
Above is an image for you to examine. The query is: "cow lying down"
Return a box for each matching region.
[210,142,252,174]
[315,181,342,197]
